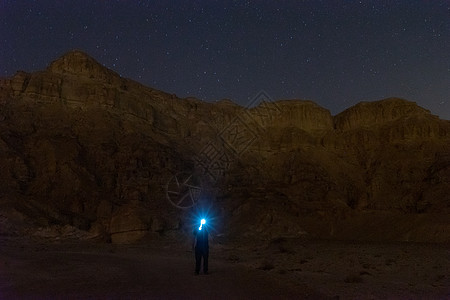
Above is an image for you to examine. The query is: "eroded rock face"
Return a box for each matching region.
[48,50,121,81]
[334,98,432,130]
[109,202,151,244]
[0,51,449,243]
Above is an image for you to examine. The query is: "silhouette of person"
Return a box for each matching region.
[193,220,209,275]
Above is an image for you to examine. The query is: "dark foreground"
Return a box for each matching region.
[0,236,449,299]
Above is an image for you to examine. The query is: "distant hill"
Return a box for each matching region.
[1,50,449,243]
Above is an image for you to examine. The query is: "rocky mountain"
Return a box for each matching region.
[1,50,449,243]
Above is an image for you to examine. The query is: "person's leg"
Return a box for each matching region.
[203,251,209,274]
[195,249,201,274]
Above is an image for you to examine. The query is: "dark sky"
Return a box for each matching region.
[1,0,449,119]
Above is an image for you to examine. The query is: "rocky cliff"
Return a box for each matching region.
[1,51,449,243]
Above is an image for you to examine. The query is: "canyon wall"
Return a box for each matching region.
[1,51,449,243]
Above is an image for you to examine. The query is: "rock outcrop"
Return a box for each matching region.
[47,50,120,81]
[0,50,449,243]
[334,98,432,131]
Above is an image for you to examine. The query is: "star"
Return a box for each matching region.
[0,1,448,120]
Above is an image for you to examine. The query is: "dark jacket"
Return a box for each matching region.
[194,228,209,252]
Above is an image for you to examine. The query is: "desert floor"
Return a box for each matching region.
[0,235,449,299]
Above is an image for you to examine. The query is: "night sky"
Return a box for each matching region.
[1,1,449,120]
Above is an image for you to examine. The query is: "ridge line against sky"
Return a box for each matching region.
[1,0,449,120]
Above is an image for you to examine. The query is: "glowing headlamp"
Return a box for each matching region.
[198,219,206,231]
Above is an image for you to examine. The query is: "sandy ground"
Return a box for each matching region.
[0,236,449,299]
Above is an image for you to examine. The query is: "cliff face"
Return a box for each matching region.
[334,98,432,130]
[1,51,449,243]
[47,50,120,80]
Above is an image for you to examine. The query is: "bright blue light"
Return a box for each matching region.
[198,218,206,230]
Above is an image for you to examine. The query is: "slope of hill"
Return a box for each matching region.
[1,50,449,243]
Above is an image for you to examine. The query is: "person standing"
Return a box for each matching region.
[193,219,209,275]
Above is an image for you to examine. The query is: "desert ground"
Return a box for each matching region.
[1,234,448,299]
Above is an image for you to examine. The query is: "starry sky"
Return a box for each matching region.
[1,0,449,119]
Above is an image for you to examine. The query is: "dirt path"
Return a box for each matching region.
[0,238,323,299]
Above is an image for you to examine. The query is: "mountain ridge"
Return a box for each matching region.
[5,50,447,121]
[0,51,449,243]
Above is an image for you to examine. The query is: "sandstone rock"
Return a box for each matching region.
[0,51,449,243]
[334,98,432,131]
[109,202,152,244]
[262,100,333,132]
[47,50,121,82]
